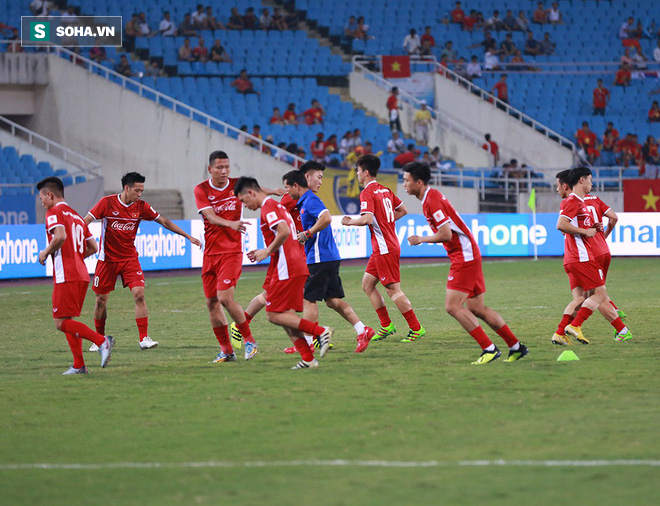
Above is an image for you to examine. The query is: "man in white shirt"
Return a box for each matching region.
[29,0,49,17]
[654,40,660,63]
[484,49,500,70]
[403,29,421,55]
[137,12,151,37]
[619,17,634,38]
[466,55,482,80]
[159,11,177,36]
[191,4,207,30]
[387,131,406,154]
[61,6,78,24]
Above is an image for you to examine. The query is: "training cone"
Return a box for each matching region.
[557,350,580,362]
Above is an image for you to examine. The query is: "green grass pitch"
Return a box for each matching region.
[0,257,658,505]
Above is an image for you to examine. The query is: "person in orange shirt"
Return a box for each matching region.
[303,99,325,125]
[270,107,284,125]
[282,103,298,124]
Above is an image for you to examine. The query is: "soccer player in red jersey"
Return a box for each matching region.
[552,170,630,344]
[234,176,334,369]
[554,167,632,343]
[194,151,263,363]
[402,163,528,364]
[341,154,425,343]
[85,172,201,350]
[36,177,112,374]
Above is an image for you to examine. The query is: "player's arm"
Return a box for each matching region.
[394,203,408,221]
[83,213,95,225]
[155,215,202,247]
[409,222,451,245]
[262,186,286,197]
[84,237,98,258]
[249,221,290,263]
[199,208,247,232]
[298,209,331,244]
[38,226,66,265]
[342,212,372,227]
[556,216,597,237]
[603,208,618,239]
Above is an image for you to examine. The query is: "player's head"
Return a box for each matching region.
[121,172,146,202]
[282,170,308,199]
[402,162,431,199]
[567,166,592,193]
[36,176,64,209]
[208,150,230,185]
[234,176,263,210]
[356,154,380,183]
[555,169,571,198]
[299,161,325,193]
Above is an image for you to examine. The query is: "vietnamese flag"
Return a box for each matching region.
[382,55,411,79]
[623,179,660,212]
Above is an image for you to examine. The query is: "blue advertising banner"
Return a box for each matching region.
[0,193,36,225]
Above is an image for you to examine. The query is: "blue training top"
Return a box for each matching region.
[297,189,341,264]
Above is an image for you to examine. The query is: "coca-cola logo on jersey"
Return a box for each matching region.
[110,221,137,231]
[213,201,237,213]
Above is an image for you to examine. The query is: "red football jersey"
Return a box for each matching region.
[584,194,611,258]
[194,178,243,255]
[88,194,160,262]
[260,197,308,281]
[593,87,610,108]
[360,180,403,256]
[422,187,481,265]
[46,202,93,284]
[280,193,303,232]
[559,193,596,265]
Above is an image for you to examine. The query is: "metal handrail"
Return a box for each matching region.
[40,45,306,166]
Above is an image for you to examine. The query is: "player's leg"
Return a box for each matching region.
[130,286,157,349]
[383,282,425,342]
[244,291,267,321]
[218,287,255,339]
[566,284,615,343]
[91,260,116,339]
[206,295,234,362]
[280,319,318,369]
[363,271,395,340]
[93,292,109,337]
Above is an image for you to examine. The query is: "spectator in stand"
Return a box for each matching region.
[466,55,483,80]
[344,15,358,40]
[89,45,107,63]
[145,60,160,77]
[575,121,600,164]
[159,11,177,36]
[620,47,634,66]
[29,0,50,16]
[483,133,499,164]
[387,87,402,132]
[192,37,209,62]
[387,130,406,154]
[641,136,659,177]
[462,10,479,32]
[487,10,506,32]
[353,128,363,146]
[516,10,530,32]
[491,74,509,103]
[403,29,421,55]
[178,38,196,62]
[503,10,517,31]
[310,133,326,162]
[539,32,556,55]
[303,99,325,125]
[339,131,354,156]
[275,142,289,162]
[532,2,547,25]
[420,38,434,56]
[601,121,619,165]
[484,48,501,70]
[227,7,244,30]
[414,100,433,146]
[238,125,249,145]
[500,33,517,58]
[429,146,441,169]
[243,7,258,30]
[548,2,563,25]
[454,57,470,80]
[593,79,610,116]
[524,31,542,56]
[468,29,496,51]
[451,2,465,24]
[179,13,198,37]
[619,17,635,39]
[615,133,634,166]
[115,54,133,77]
[259,8,273,30]
[631,46,648,69]
[192,4,207,30]
[355,16,371,40]
[654,40,660,63]
[231,69,259,94]
[440,41,457,61]
[272,7,287,31]
[421,26,436,49]
[124,13,140,51]
[510,50,534,71]
[394,144,419,168]
[614,63,632,86]
[270,107,284,125]
[210,39,232,62]
[247,125,262,148]
[205,7,224,31]
[6,28,22,53]
[650,101,660,122]
[282,103,298,124]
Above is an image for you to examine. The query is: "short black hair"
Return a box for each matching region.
[567,167,592,188]
[299,161,325,174]
[121,172,146,188]
[36,176,64,196]
[403,161,431,184]
[209,150,228,165]
[234,176,261,196]
[555,169,570,185]
[282,170,308,188]
[485,133,491,141]
[356,154,380,177]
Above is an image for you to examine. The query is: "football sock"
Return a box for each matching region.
[298,319,325,337]
[610,317,626,333]
[570,307,594,328]
[94,318,106,336]
[60,319,105,346]
[294,338,314,362]
[609,300,619,310]
[65,333,85,369]
[375,306,391,327]
[353,321,366,335]
[469,326,494,350]
[496,324,519,348]
[509,342,521,351]
[402,309,421,332]
[136,317,149,341]
[237,320,255,343]
[244,311,253,323]
[556,314,572,336]
[212,326,233,355]
[484,344,496,352]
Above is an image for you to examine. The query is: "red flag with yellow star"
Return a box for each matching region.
[623,180,660,212]
[382,55,411,79]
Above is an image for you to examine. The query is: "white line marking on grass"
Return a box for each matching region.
[1,459,658,471]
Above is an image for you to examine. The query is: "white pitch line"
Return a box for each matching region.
[0,459,658,471]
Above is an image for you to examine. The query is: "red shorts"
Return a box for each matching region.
[265,275,307,313]
[596,253,611,282]
[565,261,605,291]
[365,252,400,286]
[447,260,486,298]
[202,252,243,298]
[52,281,89,318]
[93,258,145,294]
